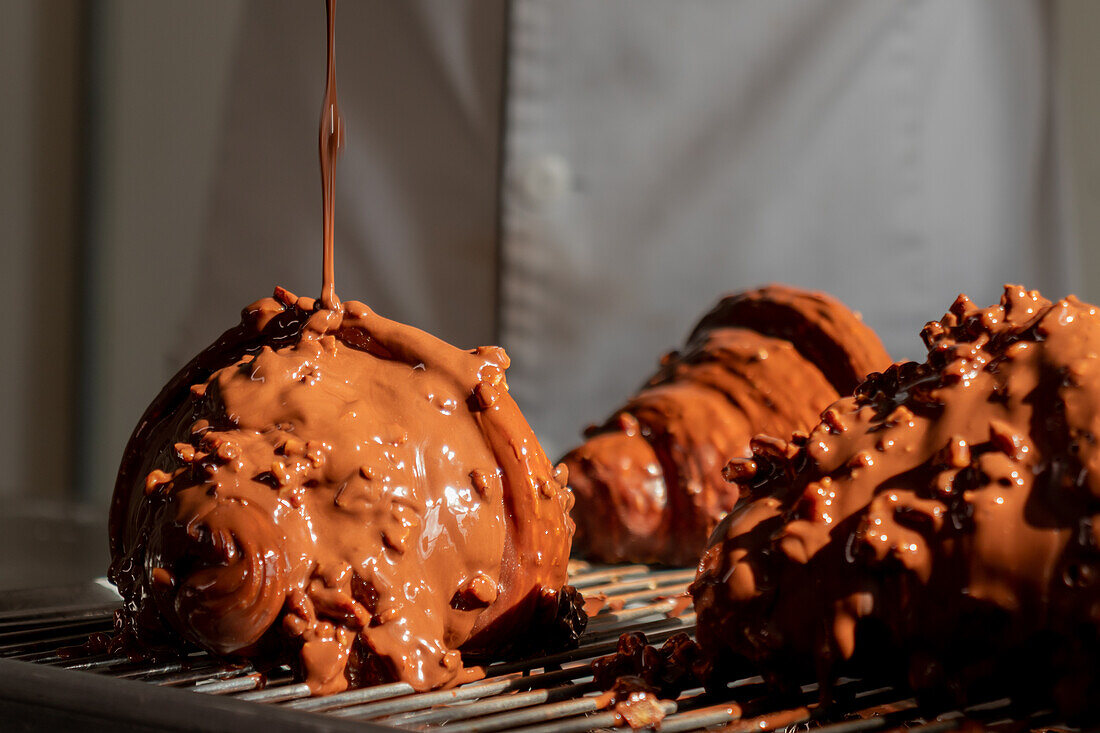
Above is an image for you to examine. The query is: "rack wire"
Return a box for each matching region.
[0,561,1070,731]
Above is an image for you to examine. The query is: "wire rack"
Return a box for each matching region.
[0,561,1071,732]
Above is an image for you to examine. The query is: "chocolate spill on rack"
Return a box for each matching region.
[0,562,1068,732]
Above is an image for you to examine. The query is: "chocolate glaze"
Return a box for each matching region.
[563,285,890,565]
[691,285,1100,715]
[109,289,577,693]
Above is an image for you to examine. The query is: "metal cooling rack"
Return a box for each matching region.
[0,561,1072,732]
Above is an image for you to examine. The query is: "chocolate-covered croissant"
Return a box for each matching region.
[562,285,890,565]
[109,288,578,694]
[692,286,1100,716]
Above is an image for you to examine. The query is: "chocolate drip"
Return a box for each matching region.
[562,285,890,566]
[691,285,1100,716]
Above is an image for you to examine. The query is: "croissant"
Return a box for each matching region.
[691,286,1100,716]
[562,284,890,565]
[109,288,579,694]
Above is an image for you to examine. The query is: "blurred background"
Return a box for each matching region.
[3,0,1100,587]
[0,1,244,586]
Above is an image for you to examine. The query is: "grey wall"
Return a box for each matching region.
[0,1,244,503]
[80,0,245,501]
[0,1,82,500]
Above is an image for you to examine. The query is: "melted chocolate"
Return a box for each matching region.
[691,285,1100,716]
[318,0,343,311]
[563,285,889,565]
[109,290,576,693]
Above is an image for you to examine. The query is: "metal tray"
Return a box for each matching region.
[0,562,1068,732]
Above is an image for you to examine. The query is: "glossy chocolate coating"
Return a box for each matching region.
[692,285,1100,714]
[563,285,890,565]
[109,289,575,694]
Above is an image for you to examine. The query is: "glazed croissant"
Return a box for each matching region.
[109,288,579,694]
[691,286,1100,716]
[562,284,890,565]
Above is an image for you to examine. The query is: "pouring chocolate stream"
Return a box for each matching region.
[319,0,342,311]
